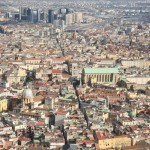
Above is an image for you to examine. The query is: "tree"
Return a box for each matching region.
[146,81,150,84]
[43,142,50,147]
[101,37,107,45]
[48,73,53,81]
[137,24,142,29]
[87,77,92,87]
[116,80,127,88]
[137,89,145,95]
[130,85,134,92]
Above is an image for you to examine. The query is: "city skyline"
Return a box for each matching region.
[0,0,149,149]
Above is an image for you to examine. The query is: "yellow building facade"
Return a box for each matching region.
[96,134,132,150]
[17,68,26,77]
[0,99,8,112]
[6,68,26,85]
[121,60,150,68]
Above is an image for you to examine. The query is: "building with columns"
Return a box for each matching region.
[82,68,120,85]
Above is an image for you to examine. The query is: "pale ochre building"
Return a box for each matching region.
[96,133,132,150]
[121,60,150,68]
[25,58,41,64]
[82,68,120,84]
[6,68,26,85]
[126,77,150,85]
[146,87,150,96]
[0,98,8,112]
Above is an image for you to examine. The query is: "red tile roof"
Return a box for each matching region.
[52,69,62,74]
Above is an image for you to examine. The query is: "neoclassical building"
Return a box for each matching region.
[82,68,120,85]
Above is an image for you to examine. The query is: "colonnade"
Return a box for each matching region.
[85,74,118,83]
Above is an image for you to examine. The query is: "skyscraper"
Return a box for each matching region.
[74,12,83,23]
[48,10,54,23]
[19,7,32,21]
[59,8,68,14]
[39,12,45,21]
[65,13,73,25]
[53,20,65,29]
[31,9,39,23]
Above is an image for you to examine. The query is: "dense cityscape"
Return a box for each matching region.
[0,0,150,149]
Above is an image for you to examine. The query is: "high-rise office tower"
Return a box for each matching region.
[74,12,83,23]
[53,20,65,29]
[53,20,61,27]
[27,8,31,16]
[59,8,69,14]
[19,7,32,21]
[65,13,73,25]
[39,12,45,21]
[6,12,11,18]
[72,12,82,23]
[37,10,41,22]
[27,8,32,21]
[57,14,64,20]
[31,9,39,23]
[72,13,76,23]
[66,8,69,14]
[48,10,54,23]
[54,14,58,20]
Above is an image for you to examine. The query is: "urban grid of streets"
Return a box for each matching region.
[0,0,150,150]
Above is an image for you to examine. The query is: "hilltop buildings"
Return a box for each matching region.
[0,1,149,149]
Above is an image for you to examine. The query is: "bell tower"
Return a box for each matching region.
[72,63,79,77]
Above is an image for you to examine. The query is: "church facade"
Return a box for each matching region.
[82,68,120,85]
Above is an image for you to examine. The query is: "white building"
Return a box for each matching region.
[65,13,73,25]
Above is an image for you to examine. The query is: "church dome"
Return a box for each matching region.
[23,88,33,98]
